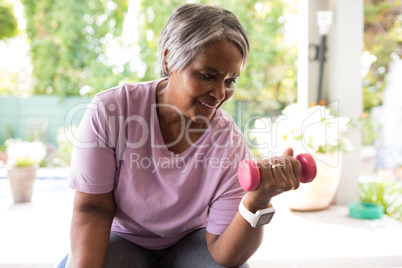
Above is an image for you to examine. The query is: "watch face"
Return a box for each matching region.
[256,213,274,227]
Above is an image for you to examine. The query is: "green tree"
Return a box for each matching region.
[363,0,402,111]
[0,1,19,96]
[22,0,298,114]
[22,0,129,97]
[361,0,401,145]
[0,0,18,41]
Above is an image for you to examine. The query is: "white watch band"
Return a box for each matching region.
[239,194,275,228]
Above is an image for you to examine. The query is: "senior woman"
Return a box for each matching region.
[62,3,301,268]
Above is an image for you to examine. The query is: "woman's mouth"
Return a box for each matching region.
[198,100,219,111]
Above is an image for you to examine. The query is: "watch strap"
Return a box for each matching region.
[239,194,275,228]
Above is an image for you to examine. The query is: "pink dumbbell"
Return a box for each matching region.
[238,154,317,191]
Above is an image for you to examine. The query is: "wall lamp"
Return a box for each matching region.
[309,10,333,106]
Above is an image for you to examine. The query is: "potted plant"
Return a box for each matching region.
[5,138,47,203]
[253,104,351,210]
[0,144,7,167]
[355,180,402,221]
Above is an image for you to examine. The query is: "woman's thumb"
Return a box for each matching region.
[282,147,294,157]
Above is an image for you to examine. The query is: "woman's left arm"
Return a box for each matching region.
[206,148,301,267]
[206,205,264,267]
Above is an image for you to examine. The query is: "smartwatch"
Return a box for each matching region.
[239,194,275,228]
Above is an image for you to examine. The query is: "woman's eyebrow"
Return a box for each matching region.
[204,66,240,77]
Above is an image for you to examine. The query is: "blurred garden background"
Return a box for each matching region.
[1,0,402,267]
[0,0,402,235]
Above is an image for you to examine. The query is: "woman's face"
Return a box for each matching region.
[166,39,243,123]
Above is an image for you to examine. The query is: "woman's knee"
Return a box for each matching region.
[104,232,158,268]
[159,228,249,268]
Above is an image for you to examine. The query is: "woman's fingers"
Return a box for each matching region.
[256,156,301,197]
[271,157,298,191]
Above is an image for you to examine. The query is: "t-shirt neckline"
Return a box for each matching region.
[151,78,220,157]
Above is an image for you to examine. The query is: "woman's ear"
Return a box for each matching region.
[163,49,170,75]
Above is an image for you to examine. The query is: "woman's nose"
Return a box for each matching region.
[209,81,226,102]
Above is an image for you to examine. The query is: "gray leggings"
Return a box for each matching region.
[65,228,250,268]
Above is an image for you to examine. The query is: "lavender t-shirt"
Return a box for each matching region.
[68,79,251,249]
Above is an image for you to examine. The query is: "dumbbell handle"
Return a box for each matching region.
[238,153,317,191]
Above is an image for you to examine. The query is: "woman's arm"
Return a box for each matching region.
[206,148,301,267]
[206,205,264,267]
[70,191,115,268]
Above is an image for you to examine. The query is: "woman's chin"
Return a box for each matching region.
[190,113,214,126]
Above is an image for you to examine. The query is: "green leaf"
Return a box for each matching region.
[0,1,18,41]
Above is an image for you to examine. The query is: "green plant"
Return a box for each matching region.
[5,138,47,167]
[22,0,129,97]
[359,112,381,146]
[0,1,18,41]
[363,0,402,112]
[360,181,402,221]
[252,104,352,154]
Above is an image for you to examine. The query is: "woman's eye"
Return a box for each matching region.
[226,79,236,85]
[201,73,214,80]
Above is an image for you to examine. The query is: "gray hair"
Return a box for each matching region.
[157,3,250,77]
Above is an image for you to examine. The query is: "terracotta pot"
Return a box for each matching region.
[7,166,37,203]
[288,153,342,211]
[0,151,7,164]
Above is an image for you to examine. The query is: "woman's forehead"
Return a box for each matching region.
[190,40,243,74]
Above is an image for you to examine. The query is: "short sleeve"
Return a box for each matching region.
[206,122,252,235]
[206,171,245,235]
[68,95,116,194]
